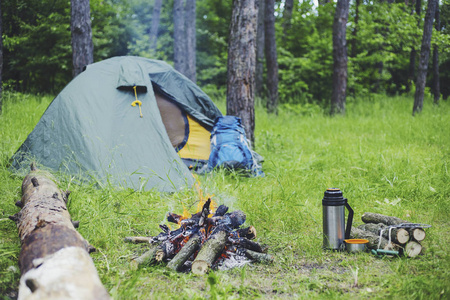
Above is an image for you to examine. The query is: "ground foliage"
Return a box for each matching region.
[2,0,450,100]
[0,92,449,299]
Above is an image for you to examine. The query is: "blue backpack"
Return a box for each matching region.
[208,116,263,176]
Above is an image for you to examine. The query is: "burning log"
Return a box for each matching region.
[126,198,271,274]
[131,242,161,268]
[191,230,227,275]
[357,223,410,245]
[11,164,110,300]
[167,234,201,271]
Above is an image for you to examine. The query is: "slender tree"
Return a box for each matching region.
[185,0,196,83]
[283,0,294,34]
[351,0,360,58]
[0,0,3,115]
[173,0,186,74]
[149,0,163,52]
[330,0,350,115]
[71,0,94,77]
[413,0,437,115]
[264,0,279,114]
[407,0,421,93]
[255,0,265,98]
[432,3,440,105]
[226,0,258,145]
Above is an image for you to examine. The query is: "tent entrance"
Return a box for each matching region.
[155,91,211,161]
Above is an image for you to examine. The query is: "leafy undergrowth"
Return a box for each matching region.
[0,92,449,299]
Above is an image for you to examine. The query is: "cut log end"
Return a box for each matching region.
[191,260,209,275]
[411,228,426,242]
[396,228,410,244]
[405,241,422,258]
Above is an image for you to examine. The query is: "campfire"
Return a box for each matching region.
[125,198,273,275]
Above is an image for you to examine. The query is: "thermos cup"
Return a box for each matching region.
[322,188,354,250]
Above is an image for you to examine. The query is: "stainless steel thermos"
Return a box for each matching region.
[322,188,354,250]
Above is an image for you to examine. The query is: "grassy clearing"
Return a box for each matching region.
[0,92,449,299]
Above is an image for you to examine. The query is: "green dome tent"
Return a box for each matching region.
[11,56,223,192]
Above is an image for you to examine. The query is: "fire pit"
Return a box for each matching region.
[125,198,273,275]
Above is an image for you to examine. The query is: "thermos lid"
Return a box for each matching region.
[322,188,347,206]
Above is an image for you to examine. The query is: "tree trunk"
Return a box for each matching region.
[0,1,3,115]
[361,212,406,225]
[11,165,110,300]
[255,0,265,98]
[330,0,349,115]
[264,0,279,114]
[149,0,163,51]
[71,0,94,77]
[173,0,186,74]
[357,223,410,244]
[226,0,258,146]
[167,234,201,271]
[413,0,437,115]
[283,0,294,34]
[351,0,360,58]
[184,0,197,83]
[432,3,440,105]
[406,0,419,93]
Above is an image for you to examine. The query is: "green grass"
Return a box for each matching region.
[1,92,449,299]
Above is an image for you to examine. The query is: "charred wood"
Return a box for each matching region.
[167,234,201,271]
[192,230,227,275]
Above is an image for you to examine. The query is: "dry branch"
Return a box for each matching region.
[167,234,201,271]
[12,165,110,300]
[361,212,406,225]
[124,236,153,244]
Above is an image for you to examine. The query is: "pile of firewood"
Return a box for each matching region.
[350,212,429,257]
[125,199,273,274]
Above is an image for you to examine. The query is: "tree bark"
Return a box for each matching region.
[282,0,294,34]
[358,223,410,244]
[350,227,400,251]
[71,0,94,77]
[0,1,3,115]
[330,0,349,115]
[149,0,163,51]
[173,0,186,74]
[131,242,161,268]
[124,236,154,244]
[264,0,279,114]
[191,230,227,275]
[244,249,273,263]
[361,212,406,225]
[255,0,265,98]
[407,0,420,93]
[167,234,201,271]
[184,0,197,83]
[226,0,258,146]
[432,3,440,105]
[413,0,437,115]
[351,0,360,58]
[11,165,110,300]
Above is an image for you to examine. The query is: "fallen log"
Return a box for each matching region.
[11,164,110,300]
[350,227,400,251]
[191,230,227,275]
[357,223,410,244]
[167,234,201,271]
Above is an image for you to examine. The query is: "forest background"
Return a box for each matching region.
[2,0,450,106]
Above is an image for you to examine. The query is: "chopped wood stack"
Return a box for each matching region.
[125,199,273,275]
[350,212,429,258]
